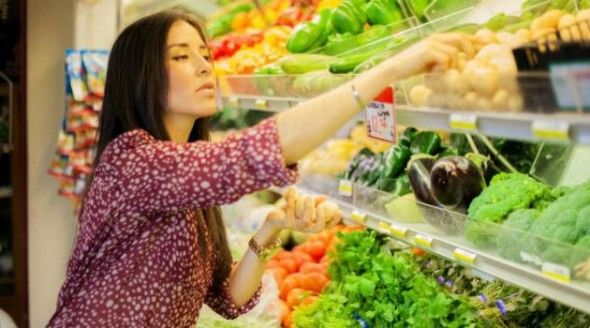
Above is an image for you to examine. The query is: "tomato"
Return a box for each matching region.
[280,273,304,299]
[267,267,288,286]
[412,247,426,256]
[279,299,289,320]
[283,311,294,328]
[300,272,329,293]
[301,295,318,306]
[280,258,298,274]
[306,240,327,261]
[266,259,281,270]
[292,251,314,270]
[299,262,324,274]
[273,249,293,261]
[286,288,308,308]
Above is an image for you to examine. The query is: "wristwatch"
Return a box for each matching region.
[249,235,281,262]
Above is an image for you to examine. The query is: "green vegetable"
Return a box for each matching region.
[466,173,554,248]
[366,0,404,26]
[331,0,368,35]
[206,3,254,37]
[292,70,352,96]
[287,9,333,54]
[328,42,389,73]
[527,182,590,266]
[380,145,412,180]
[485,13,522,31]
[321,33,359,55]
[410,131,441,155]
[497,209,541,262]
[279,54,336,74]
[294,230,486,328]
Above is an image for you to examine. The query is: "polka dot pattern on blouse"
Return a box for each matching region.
[48,118,298,327]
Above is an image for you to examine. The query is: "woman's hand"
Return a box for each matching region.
[266,187,341,234]
[380,32,476,82]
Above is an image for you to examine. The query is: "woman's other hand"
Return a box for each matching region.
[266,187,341,233]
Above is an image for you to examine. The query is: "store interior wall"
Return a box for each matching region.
[26,0,117,325]
[27,0,76,326]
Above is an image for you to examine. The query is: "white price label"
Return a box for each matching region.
[255,99,268,110]
[338,179,353,197]
[414,234,433,248]
[449,113,478,131]
[453,248,477,265]
[228,97,239,107]
[542,262,571,283]
[520,252,543,266]
[532,121,570,141]
[351,210,367,225]
[365,87,396,143]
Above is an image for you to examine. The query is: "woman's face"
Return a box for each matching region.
[165,20,216,119]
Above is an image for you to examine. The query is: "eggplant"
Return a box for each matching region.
[429,156,486,213]
[407,155,440,206]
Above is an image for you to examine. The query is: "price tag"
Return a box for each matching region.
[338,179,353,197]
[453,248,477,265]
[255,99,268,110]
[228,97,239,108]
[389,223,408,239]
[414,234,433,248]
[542,262,571,283]
[532,121,570,141]
[351,210,367,225]
[520,251,543,267]
[365,87,396,143]
[449,113,478,131]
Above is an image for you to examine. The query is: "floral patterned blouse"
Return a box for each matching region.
[48,118,298,327]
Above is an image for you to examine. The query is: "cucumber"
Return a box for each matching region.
[279,54,336,74]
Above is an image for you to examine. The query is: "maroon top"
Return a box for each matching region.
[48,118,298,327]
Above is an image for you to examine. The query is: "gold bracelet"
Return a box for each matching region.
[351,84,365,109]
[249,236,282,261]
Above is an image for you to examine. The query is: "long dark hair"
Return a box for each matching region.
[91,10,232,288]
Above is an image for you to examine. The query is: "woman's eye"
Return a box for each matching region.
[202,54,212,62]
[172,55,189,61]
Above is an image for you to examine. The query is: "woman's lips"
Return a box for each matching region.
[196,82,215,92]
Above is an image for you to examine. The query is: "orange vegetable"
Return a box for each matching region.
[273,249,293,261]
[300,262,325,275]
[280,273,304,299]
[301,272,330,293]
[287,288,310,308]
[283,311,294,328]
[279,299,290,321]
[280,258,298,274]
[267,267,288,286]
[301,295,318,306]
[306,240,327,261]
[412,247,426,256]
[292,251,314,269]
[266,259,281,270]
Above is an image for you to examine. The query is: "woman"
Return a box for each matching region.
[48,9,471,327]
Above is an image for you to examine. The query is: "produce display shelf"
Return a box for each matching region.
[269,175,590,314]
[223,94,590,144]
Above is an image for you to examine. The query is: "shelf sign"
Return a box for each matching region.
[449,113,478,131]
[453,248,477,265]
[228,97,239,108]
[414,234,433,248]
[542,262,571,283]
[255,99,268,110]
[338,179,353,197]
[389,223,408,239]
[532,121,570,141]
[365,87,396,143]
[351,210,367,225]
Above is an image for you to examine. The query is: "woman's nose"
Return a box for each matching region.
[196,64,212,77]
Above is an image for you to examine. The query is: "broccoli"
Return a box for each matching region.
[497,209,541,262]
[526,182,590,267]
[466,173,554,248]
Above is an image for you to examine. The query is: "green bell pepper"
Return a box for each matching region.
[331,0,368,35]
[399,127,418,147]
[366,0,404,26]
[410,131,441,155]
[379,145,412,180]
[287,9,332,54]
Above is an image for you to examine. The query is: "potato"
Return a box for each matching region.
[410,84,432,107]
[508,95,524,112]
[476,97,494,111]
[475,29,497,44]
[532,9,564,31]
[578,10,590,40]
[463,92,478,110]
[531,27,556,43]
[492,89,509,110]
[496,32,524,48]
[464,63,500,96]
[515,29,532,43]
[558,14,581,42]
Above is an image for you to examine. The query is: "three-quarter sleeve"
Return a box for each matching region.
[204,279,262,320]
[100,118,298,214]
